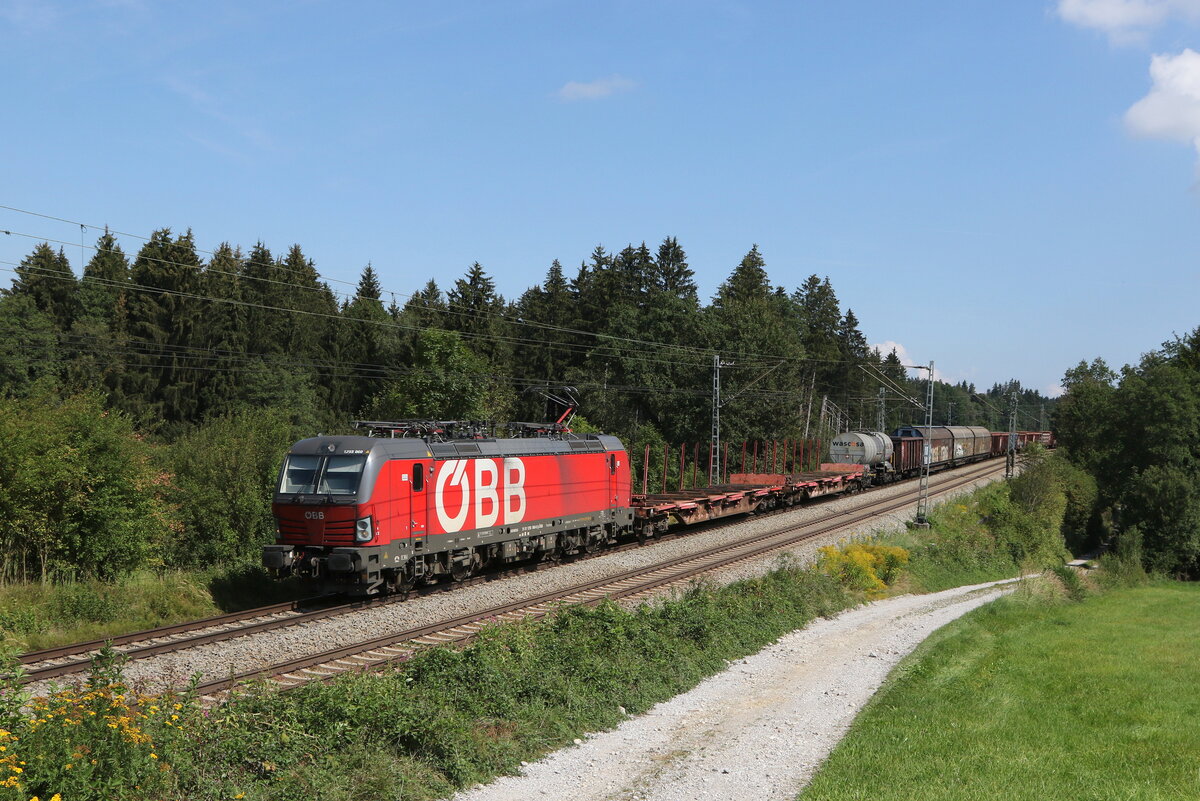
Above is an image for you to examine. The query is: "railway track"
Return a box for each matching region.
[14,595,369,684]
[16,459,1001,691]
[14,506,784,685]
[192,460,1005,702]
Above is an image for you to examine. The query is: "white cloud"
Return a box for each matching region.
[1044,382,1066,398]
[1125,49,1200,162]
[1058,0,1200,42]
[871,340,911,365]
[870,341,953,383]
[556,74,636,102]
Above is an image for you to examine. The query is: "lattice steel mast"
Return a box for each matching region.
[915,361,934,527]
[1005,389,1018,479]
[711,353,721,485]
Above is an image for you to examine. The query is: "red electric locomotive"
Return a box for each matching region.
[263,421,632,595]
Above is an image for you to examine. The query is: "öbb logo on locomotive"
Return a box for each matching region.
[433,457,527,533]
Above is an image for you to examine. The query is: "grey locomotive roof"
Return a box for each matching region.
[289,433,625,459]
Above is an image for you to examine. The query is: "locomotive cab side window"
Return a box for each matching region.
[413,462,424,492]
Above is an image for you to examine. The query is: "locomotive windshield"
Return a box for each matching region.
[279,454,367,497]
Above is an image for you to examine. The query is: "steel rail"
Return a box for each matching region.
[19,600,311,665]
[16,595,391,685]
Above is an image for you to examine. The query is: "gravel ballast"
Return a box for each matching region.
[452,578,1020,801]
[30,465,1005,697]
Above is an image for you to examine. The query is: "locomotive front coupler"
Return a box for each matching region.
[262,545,295,574]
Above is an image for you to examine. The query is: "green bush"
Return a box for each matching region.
[1054,330,1200,577]
[1049,564,1087,601]
[1098,526,1149,589]
[163,408,301,566]
[903,455,1074,593]
[50,584,120,624]
[817,542,910,596]
[0,392,171,582]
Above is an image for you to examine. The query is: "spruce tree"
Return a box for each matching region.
[331,264,394,415]
[77,232,129,325]
[636,238,706,443]
[707,246,807,444]
[196,243,248,416]
[513,260,573,416]
[445,262,514,419]
[123,229,205,428]
[68,233,132,400]
[12,243,78,332]
[240,242,283,355]
[0,294,60,395]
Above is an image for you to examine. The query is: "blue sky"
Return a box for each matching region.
[2,0,1199,397]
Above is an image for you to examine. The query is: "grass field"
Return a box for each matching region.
[0,566,307,652]
[801,581,1200,800]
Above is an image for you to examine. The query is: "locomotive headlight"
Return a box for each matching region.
[355,516,375,543]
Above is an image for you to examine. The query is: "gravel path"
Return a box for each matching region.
[452,578,1019,801]
[29,465,1004,697]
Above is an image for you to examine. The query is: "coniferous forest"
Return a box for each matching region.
[0,230,1054,583]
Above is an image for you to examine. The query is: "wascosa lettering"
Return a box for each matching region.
[434,458,527,533]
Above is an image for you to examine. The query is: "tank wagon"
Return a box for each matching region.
[829,431,893,469]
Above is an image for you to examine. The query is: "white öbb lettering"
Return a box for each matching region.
[434,458,527,533]
[304,511,325,520]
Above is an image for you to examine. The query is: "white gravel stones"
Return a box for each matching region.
[28,466,1003,698]
[452,578,1019,801]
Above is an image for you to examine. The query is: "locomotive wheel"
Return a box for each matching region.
[391,568,418,594]
[450,561,472,582]
[583,538,601,555]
